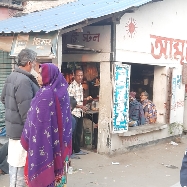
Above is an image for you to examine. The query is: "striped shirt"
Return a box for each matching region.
[68,80,83,118]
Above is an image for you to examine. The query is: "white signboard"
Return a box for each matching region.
[62,26,111,53]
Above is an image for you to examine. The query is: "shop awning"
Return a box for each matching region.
[0,0,154,33]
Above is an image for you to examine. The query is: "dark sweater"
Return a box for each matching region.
[129,99,145,126]
[1,68,39,140]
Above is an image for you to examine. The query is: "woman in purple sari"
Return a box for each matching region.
[21,63,72,187]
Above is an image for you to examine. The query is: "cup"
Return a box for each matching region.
[68,166,73,174]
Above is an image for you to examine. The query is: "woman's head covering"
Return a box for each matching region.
[21,63,72,187]
[129,91,136,99]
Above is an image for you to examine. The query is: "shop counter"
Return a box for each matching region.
[83,110,99,148]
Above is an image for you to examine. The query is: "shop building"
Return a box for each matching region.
[112,0,186,154]
[0,0,186,154]
[0,0,23,129]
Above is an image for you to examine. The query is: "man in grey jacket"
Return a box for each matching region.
[1,49,39,187]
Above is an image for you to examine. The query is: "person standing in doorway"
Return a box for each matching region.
[68,68,91,155]
[128,91,145,127]
[1,49,39,187]
[140,91,157,124]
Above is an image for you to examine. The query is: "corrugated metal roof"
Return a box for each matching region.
[0,0,153,33]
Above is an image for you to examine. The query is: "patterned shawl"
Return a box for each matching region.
[141,99,157,124]
[21,63,72,187]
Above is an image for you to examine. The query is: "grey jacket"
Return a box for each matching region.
[1,67,39,140]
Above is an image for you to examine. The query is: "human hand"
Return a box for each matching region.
[86,96,93,100]
[81,106,88,112]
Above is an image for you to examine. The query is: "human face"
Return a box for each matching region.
[31,60,37,71]
[140,93,147,101]
[26,60,37,73]
[36,67,43,87]
[74,70,83,84]
[129,96,134,101]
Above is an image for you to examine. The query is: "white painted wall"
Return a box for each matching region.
[169,65,185,124]
[153,66,168,124]
[111,127,169,155]
[110,0,186,154]
[116,0,187,67]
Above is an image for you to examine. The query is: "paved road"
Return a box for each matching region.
[170,182,181,187]
[1,136,187,187]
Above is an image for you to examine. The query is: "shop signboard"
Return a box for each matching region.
[10,31,58,57]
[112,62,130,133]
[0,36,13,52]
[62,26,111,53]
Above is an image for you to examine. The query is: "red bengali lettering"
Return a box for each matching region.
[150,34,187,64]
[173,39,185,65]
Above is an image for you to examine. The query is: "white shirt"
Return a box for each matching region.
[7,139,27,167]
[68,80,83,118]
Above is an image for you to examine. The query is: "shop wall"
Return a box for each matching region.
[109,65,185,155]
[169,65,185,124]
[153,66,168,124]
[110,127,169,155]
[61,26,112,154]
[109,0,186,154]
[116,0,187,67]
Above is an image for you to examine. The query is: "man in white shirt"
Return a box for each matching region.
[68,68,91,155]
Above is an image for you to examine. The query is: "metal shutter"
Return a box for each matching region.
[0,50,12,127]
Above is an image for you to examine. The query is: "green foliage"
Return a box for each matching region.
[168,122,183,136]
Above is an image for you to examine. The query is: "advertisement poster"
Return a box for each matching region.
[112,63,130,133]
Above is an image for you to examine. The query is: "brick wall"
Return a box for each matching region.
[0,7,18,20]
[23,0,77,13]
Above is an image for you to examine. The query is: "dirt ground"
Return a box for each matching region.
[1,136,187,187]
[68,136,187,187]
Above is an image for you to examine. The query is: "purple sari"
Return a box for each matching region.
[21,63,72,187]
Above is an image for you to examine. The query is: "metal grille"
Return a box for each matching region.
[0,51,12,128]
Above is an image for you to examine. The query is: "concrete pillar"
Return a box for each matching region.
[153,66,167,124]
[97,61,112,154]
[183,88,187,132]
[57,34,62,70]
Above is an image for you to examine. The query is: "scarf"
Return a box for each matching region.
[21,63,72,187]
